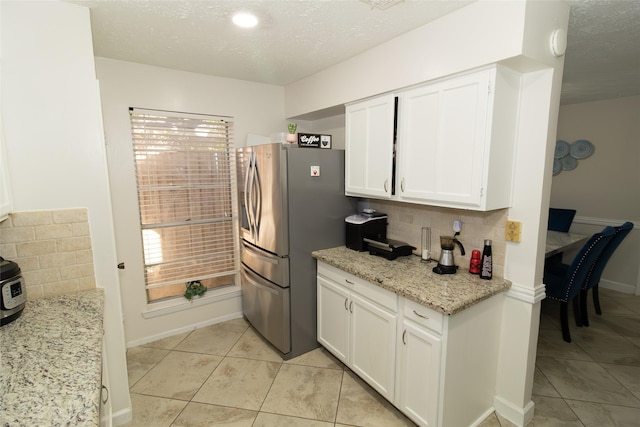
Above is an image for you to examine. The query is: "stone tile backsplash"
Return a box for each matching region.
[361,200,507,278]
[0,209,96,299]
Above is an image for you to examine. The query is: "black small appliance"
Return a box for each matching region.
[365,238,416,260]
[345,210,387,251]
[1,257,27,326]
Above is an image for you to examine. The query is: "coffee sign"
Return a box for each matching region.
[298,133,332,149]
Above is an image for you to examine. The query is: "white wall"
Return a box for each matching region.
[553,95,640,294]
[1,1,130,423]
[95,58,287,346]
[285,0,528,118]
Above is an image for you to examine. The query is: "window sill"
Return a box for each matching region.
[141,284,241,319]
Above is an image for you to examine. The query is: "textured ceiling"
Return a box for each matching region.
[562,0,640,104]
[68,0,640,105]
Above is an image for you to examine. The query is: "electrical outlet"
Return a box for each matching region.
[310,166,320,177]
[505,220,522,243]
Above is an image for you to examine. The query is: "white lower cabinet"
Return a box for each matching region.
[396,301,443,427]
[317,261,504,427]
[350,291,397,400]
[317,264,397,401]
[100,341,112,427]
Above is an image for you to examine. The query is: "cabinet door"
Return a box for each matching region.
[100,342,113,427]
[397,70,491,208]
[397,320,442,427]
[350,292,396,401]
[317,276,350,364]
[345,95,395,198]
[0,111,13,221]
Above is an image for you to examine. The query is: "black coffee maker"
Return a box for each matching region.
[345,210,387,251]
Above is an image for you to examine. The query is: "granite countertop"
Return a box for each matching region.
[313,246,511,315]
[0,289,104,426]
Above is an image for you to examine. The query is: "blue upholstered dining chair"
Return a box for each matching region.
[579,221,634,326]
[543,226,616,343]
[546,208,578,266]
[548,208,577,232]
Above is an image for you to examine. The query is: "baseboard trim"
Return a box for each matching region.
[127,311,244,348]
[111,407,133,426]
[470,407,498,427]
[600,279,636,295]
[494,396,535,427]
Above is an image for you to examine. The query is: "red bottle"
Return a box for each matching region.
[469,249,481,274]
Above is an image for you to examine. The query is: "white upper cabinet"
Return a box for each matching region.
[345,94,396,199]
[345,65,520,211]
[0,113,13,222]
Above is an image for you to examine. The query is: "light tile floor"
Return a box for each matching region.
[123,288,640,426]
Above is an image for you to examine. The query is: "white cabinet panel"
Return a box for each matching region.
[100,341,112,427]
[350,292,396,400]
[397,319,442,427]
[397,69,491,207]
[0,111,13,222]
[317,276,350,364]
[345,94,395,198]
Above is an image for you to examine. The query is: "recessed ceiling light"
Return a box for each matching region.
[232,12,258,28]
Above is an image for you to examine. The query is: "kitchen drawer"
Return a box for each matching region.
[318,262,397,312]
[403,298,444,335]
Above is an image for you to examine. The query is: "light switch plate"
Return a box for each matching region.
[310,166,320,177]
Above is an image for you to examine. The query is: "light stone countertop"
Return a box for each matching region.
[0,289,104,426]
[313,246,511,315]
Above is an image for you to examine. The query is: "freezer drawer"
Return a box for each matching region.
[241,240,289,288]
[241,264,291,354]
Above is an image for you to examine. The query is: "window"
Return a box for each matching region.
[129,108,238,303]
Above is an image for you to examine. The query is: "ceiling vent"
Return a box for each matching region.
[360,0,404,10]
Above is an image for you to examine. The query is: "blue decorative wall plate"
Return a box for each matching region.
[561,155,578,171]
[554,140,570,158]
[570,139,594,159]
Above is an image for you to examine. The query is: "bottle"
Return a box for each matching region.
[469,249,481,274]
[480,240,492,280]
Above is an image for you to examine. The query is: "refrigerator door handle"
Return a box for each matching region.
[243,151,254,240]
[243,242,279,265]
[253,153,262,240]
[247,151,257,241]
[243,267,280,295]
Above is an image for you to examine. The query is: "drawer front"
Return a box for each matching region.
[318,262,397,312]
[402,298,443,334]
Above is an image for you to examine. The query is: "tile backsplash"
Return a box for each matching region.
[362,200,507,278]
[0,209,96,299]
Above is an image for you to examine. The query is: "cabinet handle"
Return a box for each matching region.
[401,178,405,192]
[345,279,354,285]
[101,385,109,404]
[413,309,429,319]
[402,330,407,345]
[344,298,349,311]
[349,301,353,313]
[384,179,388,193]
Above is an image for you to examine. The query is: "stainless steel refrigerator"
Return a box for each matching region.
[237,143,356,360]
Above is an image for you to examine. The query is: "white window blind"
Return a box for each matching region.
[129,108,238,303]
